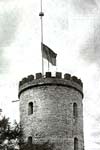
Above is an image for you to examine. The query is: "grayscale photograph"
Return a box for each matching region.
[0,0,100,150]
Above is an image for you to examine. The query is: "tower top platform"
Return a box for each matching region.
[18,72,83,98]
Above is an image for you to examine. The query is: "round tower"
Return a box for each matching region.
[18,72,84,150]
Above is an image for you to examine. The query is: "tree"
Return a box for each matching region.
[0,116,10,143]
[0,116,55,150]
[0,117,21,149]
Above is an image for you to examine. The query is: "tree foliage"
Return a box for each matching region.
[0,116,20,149]
[0,116,10,143]
[0,116,55,150]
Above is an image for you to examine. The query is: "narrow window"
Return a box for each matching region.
[74,137,78,150]
[28,102,33,115]
[73,103,78,118]
[28,136,32,144]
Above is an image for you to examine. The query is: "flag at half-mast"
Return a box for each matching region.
[42,43,57,66]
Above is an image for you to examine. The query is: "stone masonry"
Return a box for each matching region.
[18,72,84,150]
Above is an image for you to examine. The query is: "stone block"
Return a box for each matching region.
[27,75,34,81]
[56,72,62,78]
[64,74,71,80]
[36,73,42,79]
[46,72,51,78]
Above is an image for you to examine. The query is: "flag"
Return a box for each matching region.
[42,43,57,66]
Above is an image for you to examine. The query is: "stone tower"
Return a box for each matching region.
[18,72,84,150]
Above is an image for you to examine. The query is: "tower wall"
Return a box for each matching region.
[18,72,84,150]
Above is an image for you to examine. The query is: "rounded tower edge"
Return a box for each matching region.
[18,72,83,98]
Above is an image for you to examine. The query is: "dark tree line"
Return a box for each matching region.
[0,116,21,149]
[0,116,54,150]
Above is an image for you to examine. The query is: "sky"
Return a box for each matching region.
[0,0,100,149]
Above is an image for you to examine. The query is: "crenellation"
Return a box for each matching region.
[21,77,28,84]
[18,72,83,99]
[71,76,78,82]
[19,80,22,86]
[71,76,83,87]
[78,79,83,87]
[71,76,80,85]
[36,73,42,79]
[46,72,51,78]
[64,73,71,80]
[56,72,62,78]
[19,72,83,88]
[27,75,34,81]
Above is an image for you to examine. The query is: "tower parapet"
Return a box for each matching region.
[19,72,84,150]
[18,72,83,98]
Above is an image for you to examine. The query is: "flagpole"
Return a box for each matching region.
[39,0,44,76]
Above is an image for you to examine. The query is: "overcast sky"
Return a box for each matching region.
[0,0,100,149]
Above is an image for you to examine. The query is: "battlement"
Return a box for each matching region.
[18,72,83,98]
